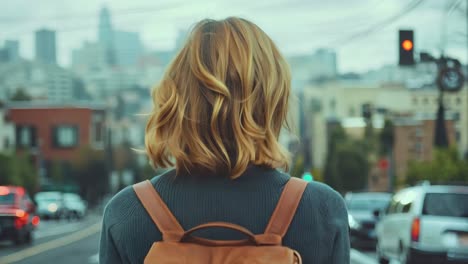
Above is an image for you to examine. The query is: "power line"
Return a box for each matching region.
[0,3,183,23]
[329,0,425,47]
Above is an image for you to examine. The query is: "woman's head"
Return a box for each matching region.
[146,17,291,178]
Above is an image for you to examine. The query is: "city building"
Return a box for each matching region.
[0,60,77,102]
[7,102,107,182]
[300,83,468,171]
[4,40,20,61]
[114,30,144,66]
[288,48,338,90]
[72,41,109,72]
[98,6,116,66]
[0,48,9,63]
[393,116,456,181]
[35,29,56,64]
[0,102,15,153]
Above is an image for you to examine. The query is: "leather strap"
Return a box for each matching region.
[182,222,282,246]
[264,177,308,238]
[133,180,184,242]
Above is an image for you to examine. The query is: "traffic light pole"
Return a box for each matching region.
[434,87,449,148]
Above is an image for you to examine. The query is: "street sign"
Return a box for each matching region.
[437,67,464,93]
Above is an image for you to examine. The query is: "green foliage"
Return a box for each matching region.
[10,88,32,101]
[290,154,304,178]
[324,125,370,193]
[0,152,38,194]
[50,160,64,184]
[406,147,468,185]
[71,146,108,205]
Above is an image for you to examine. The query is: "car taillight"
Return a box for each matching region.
[411,217,420,242]
[14,209,28,229]
[15,209,25,218]
[32,216,40,226]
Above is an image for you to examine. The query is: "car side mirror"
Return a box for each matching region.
[373,209,381,219]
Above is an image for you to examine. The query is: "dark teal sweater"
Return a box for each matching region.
[99,166,350,264]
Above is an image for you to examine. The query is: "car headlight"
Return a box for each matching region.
[48,203,58,213]
[348,214,361,230]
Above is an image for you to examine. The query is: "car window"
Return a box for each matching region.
[0,193,15,204]
[386,198,399,214]
[347,198,390,211]
[423,193,468,218]
[401,201,412,213]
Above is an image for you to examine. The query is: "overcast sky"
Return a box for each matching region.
[0,0,466,73]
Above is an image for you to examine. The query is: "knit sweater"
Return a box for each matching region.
[99,165,350,264]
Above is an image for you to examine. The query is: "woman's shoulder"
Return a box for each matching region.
[102,173,172,228]
[299,181,348,218]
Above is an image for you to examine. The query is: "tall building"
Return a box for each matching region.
[114,30,144,66]
[288,48,338,90]
[72,41,109,71]
[0,48,9,63]
[5,40,20,61]
[35,29,56,64]
[0,61,75,102]
[98,7,116,66]
[312,49,337,79]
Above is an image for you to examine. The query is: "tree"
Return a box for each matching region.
[71,146,108,205]
[406,147,467,185]
[10,88,32,101]
[335,141,369,192]
[324,124,370,193]
[0,152,38,194]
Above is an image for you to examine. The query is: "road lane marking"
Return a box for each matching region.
[35,222,90,239]
[350,249,377,264]
[0,222,101,264]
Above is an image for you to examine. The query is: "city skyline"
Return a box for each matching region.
[0,0,466,73]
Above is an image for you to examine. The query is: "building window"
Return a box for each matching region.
[423,97,429,105]
[412,97,418,105]
[456,97,462,105]
[16,125,37,148]
[53,125,78,148]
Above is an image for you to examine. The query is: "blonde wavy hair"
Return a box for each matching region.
[145,17,291,178]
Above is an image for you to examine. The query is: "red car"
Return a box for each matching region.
[0,186,39,244]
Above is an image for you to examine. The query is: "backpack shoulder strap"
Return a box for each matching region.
[264,177,308,238]
[133,180,184,242]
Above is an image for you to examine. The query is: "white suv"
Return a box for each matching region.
[376,185,468,264]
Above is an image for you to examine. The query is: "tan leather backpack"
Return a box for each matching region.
[133,177,308,264]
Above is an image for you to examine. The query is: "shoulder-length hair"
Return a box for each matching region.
[145,17,291,178]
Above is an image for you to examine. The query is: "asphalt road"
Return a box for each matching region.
[0,215,101,264]
[0,214,385,264]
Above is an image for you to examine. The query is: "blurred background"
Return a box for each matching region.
[0,0,466,263]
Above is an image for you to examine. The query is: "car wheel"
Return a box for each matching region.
[25,230,32,244]
[376,244,389,264]
[399,242,413,264]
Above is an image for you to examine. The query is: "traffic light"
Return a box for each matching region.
[302,172,313,182]
[399,30,414,66]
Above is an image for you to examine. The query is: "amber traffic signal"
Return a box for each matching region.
[399,30,414,66]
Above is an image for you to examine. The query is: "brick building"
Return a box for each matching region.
[7,102,107,183]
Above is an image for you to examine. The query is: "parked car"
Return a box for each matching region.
[0,186,40,244]
[376,185,468,264]
[35,192,68,220]
[345,192,392,248]
[63,193,87,219]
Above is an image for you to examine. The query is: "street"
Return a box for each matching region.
[0,214,101,264]
[0,211,386,264]
[0,211,387,264]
